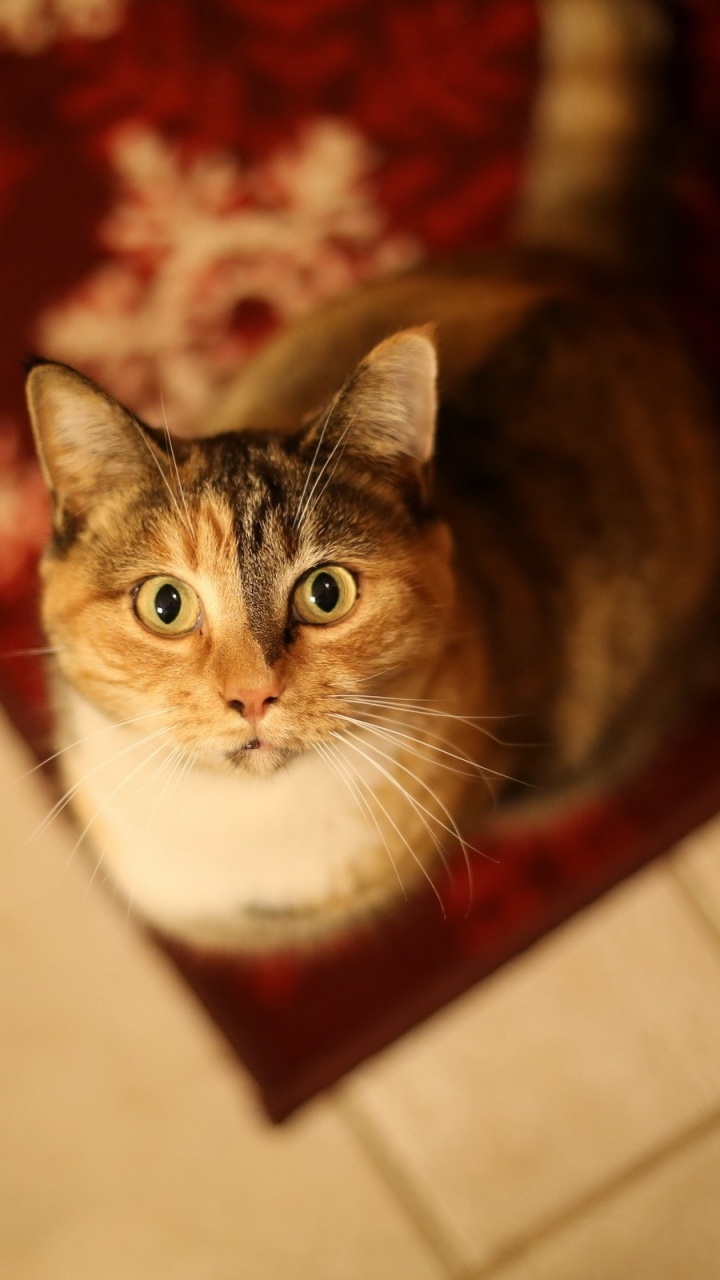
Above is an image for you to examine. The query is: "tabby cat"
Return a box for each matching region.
[24,0,720,951]
[25,250,720,949]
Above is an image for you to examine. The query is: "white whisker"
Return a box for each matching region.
[80,740,182,902]
[337,724,500,914]
[342,713,499,810]
[341,725,488,854]
[341,691,516,716]
[73,737,175,886]
[334,712,493,782]
[304,409,360,516]
[134,743,184,820]
[317,740,408,900]
[27,723,174,847]
[142,743,199,850]
[354,663,405,684]
[296,408,359,528]
[119,742,188,861]
[340,698,533,781]
[130,413,191,536]
[164,745,199,807]
[0,645,63,658]
[7,705,181,792]
[123,747,200,925]
[341,694,530,749]
[334,708,528,792]
[294,397,339,528]
[331,731,448,916]
[159,388,193,534]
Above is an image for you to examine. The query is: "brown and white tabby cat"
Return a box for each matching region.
[24,0,720,952]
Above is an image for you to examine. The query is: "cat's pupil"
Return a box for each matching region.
[310,572,340,613]
[154,583,181,624]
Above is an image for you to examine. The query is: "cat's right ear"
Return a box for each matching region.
[25,360,157,522]
[327,328,438,467]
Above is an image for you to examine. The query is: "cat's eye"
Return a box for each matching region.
[292,565,358,625]
[133,576,202,637]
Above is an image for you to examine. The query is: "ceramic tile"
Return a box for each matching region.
[480,1118,720,1280]
[0,710,446,1280]
[343,861,720,1272]
[671,809,720,941]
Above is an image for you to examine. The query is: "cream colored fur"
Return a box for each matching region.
[59,686,409,950]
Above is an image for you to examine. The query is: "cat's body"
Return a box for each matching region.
[27,249,720,950]
[26,1,720,952]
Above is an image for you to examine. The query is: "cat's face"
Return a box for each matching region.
[27,331,455,775]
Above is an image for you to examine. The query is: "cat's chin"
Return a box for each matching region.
[225,744,299,777]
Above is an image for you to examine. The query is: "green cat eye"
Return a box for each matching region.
[133,576,202,637]
[292,565,358,625]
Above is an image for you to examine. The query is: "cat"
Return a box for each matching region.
[24,0,720,952]
[25,248,720,950]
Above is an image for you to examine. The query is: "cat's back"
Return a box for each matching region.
[207,252,714,457]
[431,271,720,778]
[207,252,586,434]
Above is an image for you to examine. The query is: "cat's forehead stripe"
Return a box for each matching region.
[223,449,303,665]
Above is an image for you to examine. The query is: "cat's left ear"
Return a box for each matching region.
[320,327,438,466]
[26,359,159,522]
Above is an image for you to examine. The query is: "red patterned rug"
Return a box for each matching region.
[2,0,720,1119]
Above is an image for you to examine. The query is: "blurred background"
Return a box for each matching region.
[1,1,720,1276]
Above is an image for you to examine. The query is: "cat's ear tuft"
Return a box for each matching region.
[333,327,438,465]
[26,361,154,519]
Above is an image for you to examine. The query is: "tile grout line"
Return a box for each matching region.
[330,861,720,1280]
[462,1100,720,1280]
[669,859,720,953]
[336,1088,468,1279]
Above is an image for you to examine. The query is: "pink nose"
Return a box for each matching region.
[225,680,281,721]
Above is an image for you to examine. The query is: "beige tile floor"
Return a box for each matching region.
[1,703,719,1279]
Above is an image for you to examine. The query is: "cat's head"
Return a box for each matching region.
[26,330,455,775]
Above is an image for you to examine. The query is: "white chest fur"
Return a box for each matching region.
[58,688,384,946]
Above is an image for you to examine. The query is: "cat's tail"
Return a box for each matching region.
[206,1,676,434]
[514,0,673,278]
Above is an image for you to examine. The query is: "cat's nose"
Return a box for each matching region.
[225,680,281,721]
